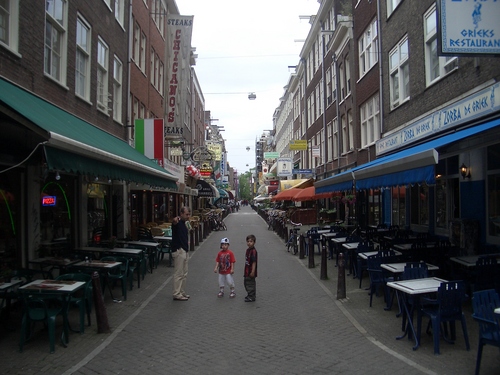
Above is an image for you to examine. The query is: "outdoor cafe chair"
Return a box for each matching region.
[19,293,65,354]
[355,240,375,288]
[474,256,499,293]
[367,254,393,308]
[418,280,470,355]
[55,273,92,333]
[471,289,500,375]
[100,256,130,301]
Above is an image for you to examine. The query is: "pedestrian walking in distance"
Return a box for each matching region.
[171,206,191,301]
[214,237,236,298]
[244,234,258,302]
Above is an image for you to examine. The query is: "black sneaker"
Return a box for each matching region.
[244,296,255,302]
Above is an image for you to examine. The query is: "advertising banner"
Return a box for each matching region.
[289,140,307,150]
[166,15,194,135]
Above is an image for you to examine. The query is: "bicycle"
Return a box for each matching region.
[285,220,302,255]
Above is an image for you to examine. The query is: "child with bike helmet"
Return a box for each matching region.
[214,237,236,298]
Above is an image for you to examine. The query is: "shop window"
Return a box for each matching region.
[40,177,74,256]
[87,183,108,243]
[410,184,429,226]
[391,186,406,226]
[487,145,500,240]
[367,189,381,226]
[0,172,19,270]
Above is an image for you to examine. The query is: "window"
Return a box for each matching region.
[114,0,124,26]
[327,121,333,162]
[152,0,165,37]
[424,5,457,86]
[133,21,140,62]
[487,145,500,241]
[140,31,147,71]
[339,63,345,101]
[359,18,378,78]
[387,0,402,17]
[75,16,91,100]
[345,55,351,96]
[113,56,122,122]
[411,184,429,226]
[0,0,19,52]
[341,115,347,154]
[333,120,338,159]
[435,157,460,232]
[331,62,337,102]
[360,94,380,147]
[391,187,406,227]
[97,38,109,112]
[389,37,409,109]
[45,0,67,83]
[348,110,354,151]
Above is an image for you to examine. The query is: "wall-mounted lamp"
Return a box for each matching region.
[460,163,471,179]
[55,171,61,181]
[248,92,256,100]
[246,146,250,152]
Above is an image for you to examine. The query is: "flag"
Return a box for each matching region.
[134,119,164,164]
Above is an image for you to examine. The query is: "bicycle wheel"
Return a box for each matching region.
[221,221,227,231]
[292,239,299,255]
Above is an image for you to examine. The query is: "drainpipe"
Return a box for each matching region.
[126,0,133,142]
[377,0,384,135]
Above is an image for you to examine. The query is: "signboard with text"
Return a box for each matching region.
[438,0,500,56]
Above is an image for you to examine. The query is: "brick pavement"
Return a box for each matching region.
[1,206,499,374]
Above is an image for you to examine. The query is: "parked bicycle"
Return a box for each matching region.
[285,220,302,255]
[208,210,227,231]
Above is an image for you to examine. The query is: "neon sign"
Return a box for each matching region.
[42,196,57,206]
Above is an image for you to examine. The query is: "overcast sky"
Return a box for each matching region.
[175,0,320,175]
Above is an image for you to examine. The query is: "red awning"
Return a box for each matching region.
[293,186,340,201]
[272,188,302,201]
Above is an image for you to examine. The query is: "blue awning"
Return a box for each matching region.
[217,188,228,198]
[315,118,500,193]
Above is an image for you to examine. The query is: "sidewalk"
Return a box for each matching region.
[0,206,498,374]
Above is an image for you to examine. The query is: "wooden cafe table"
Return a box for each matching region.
[386,277,448,350]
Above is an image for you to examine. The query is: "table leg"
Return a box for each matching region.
[395,291,420,350]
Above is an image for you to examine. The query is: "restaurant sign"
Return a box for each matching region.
[376,82,500,155]
[438,0,500,56]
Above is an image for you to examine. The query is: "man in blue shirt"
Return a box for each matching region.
[171,206,191,301]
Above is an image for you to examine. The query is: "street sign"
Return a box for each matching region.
[264,152,279,159]
[293,169,313,174]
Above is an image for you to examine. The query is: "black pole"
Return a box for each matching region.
[337,253,346,299]
[320,237,328,280]
[308,236,315,268]
[92,271,110,333]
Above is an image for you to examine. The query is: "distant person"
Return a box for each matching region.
[214,237,236,298]
[171,206,191,301]
[244,234,258,302]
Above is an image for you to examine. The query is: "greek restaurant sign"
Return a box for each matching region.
[438,0,500,56]
[376,82,500,155]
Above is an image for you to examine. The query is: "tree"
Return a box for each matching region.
[238,171,252,201]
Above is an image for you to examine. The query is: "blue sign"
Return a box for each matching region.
[293,169,313,174]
